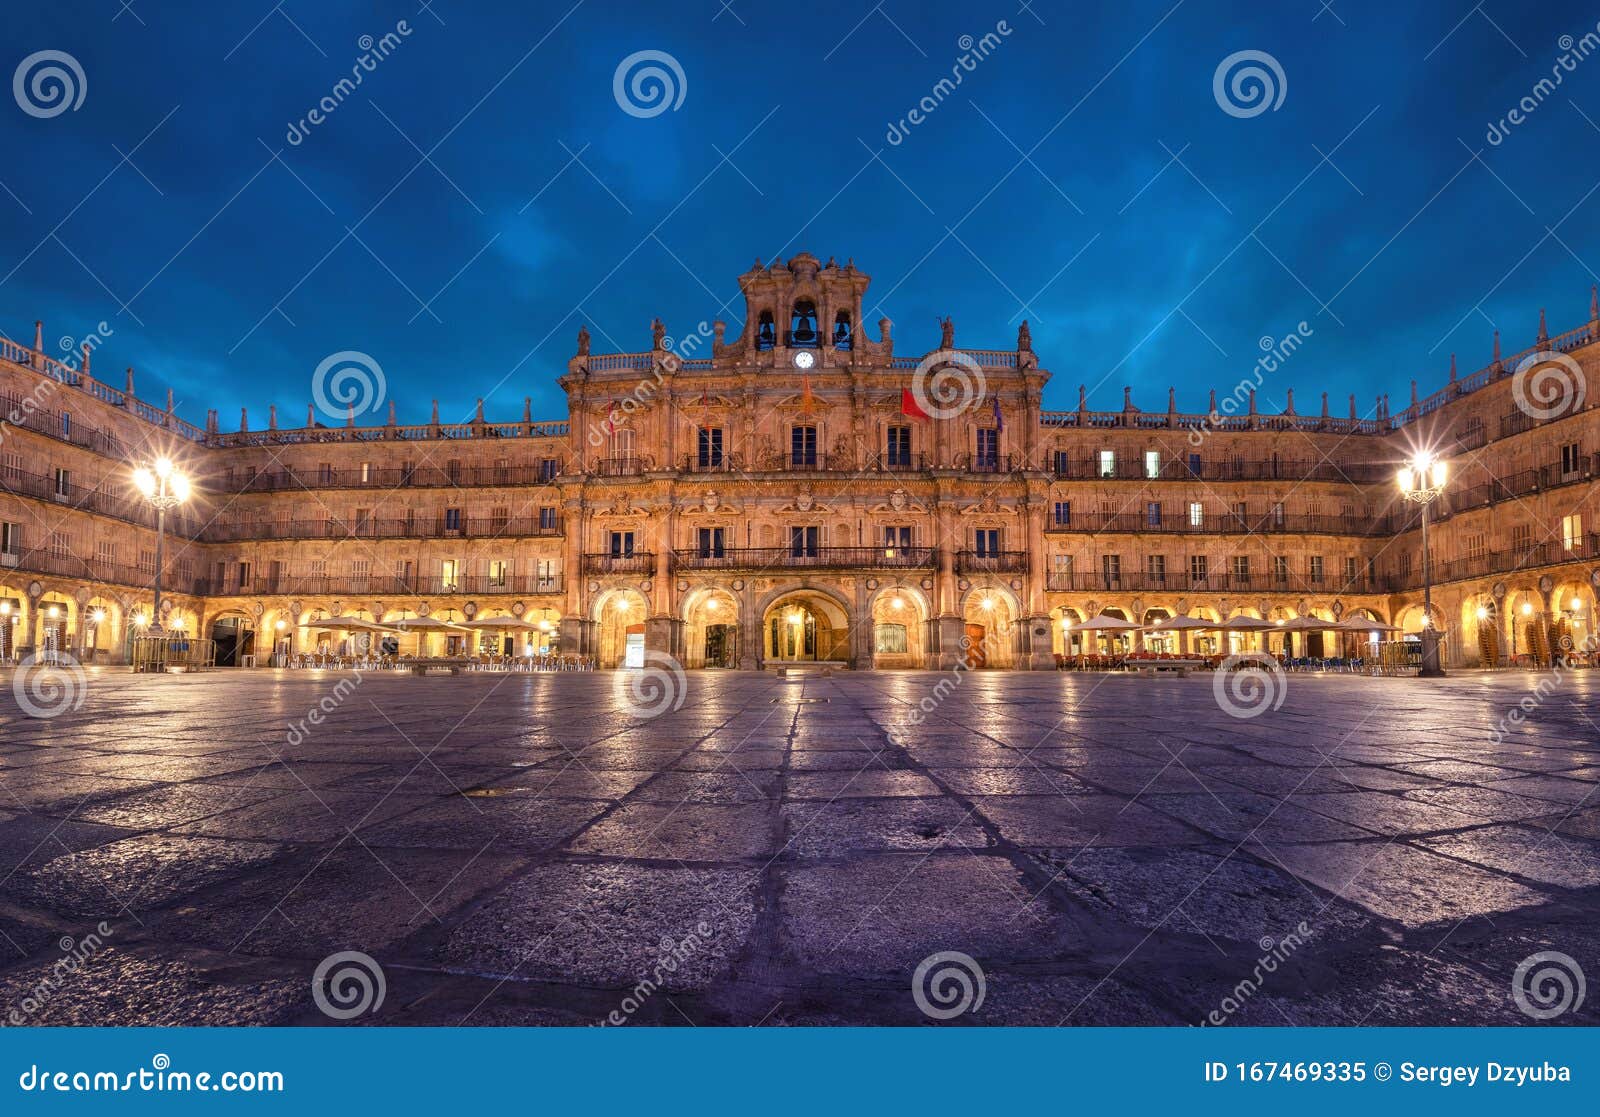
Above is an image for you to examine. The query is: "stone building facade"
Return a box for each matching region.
[2,253,1596,670]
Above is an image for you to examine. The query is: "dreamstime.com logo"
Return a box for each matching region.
[311,950,386,1020]
[1212,653,1287,719]
[1212,50,1286,119]
[1512,951,1586,1021]
[911,349,986,420]
[311,350,387,423]
[1511,350,1587,421]
[613,50,687,119]
[13,50,86,118]
[614,650,688,718]
[12,654,87,719]
[912,951,986,1020]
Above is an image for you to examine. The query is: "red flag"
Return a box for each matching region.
[799,375,818,415]
[603,399,621,434]
[901,386,931,420]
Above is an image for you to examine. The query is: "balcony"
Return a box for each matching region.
[956,550,1027,574]
[1044,511,1395,537]
[209,461,564,493]
[201,516,563,543]
[582,552,655,575]
[1050,457,1390,485]
[961,453,1021,475]
[590,455,645,477]
[1044,570,1385,595]
[671,546,937,571]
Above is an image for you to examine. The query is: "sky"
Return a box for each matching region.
[4,0,1600,430]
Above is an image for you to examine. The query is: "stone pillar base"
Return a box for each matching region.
[645,615,684,662]
[1022,613,1056,670]
[930,614,967,670]
[559,616,595,658]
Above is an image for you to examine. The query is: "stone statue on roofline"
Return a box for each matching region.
[576,325,590,356]
[939,315,955,350]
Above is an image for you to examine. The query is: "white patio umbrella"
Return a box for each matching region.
[387,614,470,656]
[457,615,543,657]
[1068,613,1142,659]
[1144,613,1213,655]
[1332,615,1401,632]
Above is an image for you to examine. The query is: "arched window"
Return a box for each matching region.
[756,310,776,350]
[875,622,908,654]
[832,310,853,350]
[789,300,818,347]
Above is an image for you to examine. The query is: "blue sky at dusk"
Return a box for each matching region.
[4,1,1600,428]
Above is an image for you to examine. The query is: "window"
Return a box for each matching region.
[354,508,371,534]
[698,427,724,468]
[443,508,463,532]
[440,558,459,589]
[1563,514,1584,551]
[360,461,372,483]
[884,526,912,555]
[139,549,155,575]
[1344,556,1359,583]
[540,458,559,482]
[1187,453,1202,476]
[875,623,909,654]
[886,426,911,467]
[1271,502,1286,528]
[1309,555,1325,582]
[0,521,20,558]
[1232,555,1250,581]
[2,452,20,480]
[539,506,558,531]
[1561,442,1583,476]
[1053,501,1072,526]
[1273,555,1288,582]
[976,428,999,467]
[309,558,327,581]
[698,527,726,558]
[1053,450,1071,476]
[537,559,560,590]
[1147,553,1166,582]
[350,559,370,590]
[1146,502,1162,527]
[1232,502,1248,526]
[1098,450,1116,478]
[1188,502,1203,528]
[1053,554,1074,575]
[488,559,508,587]
[1144,450,1161,479]
[490,506,509,533]
[790,525,819,557]
[1190,555,1208,584]
[791,425,817,467]
[318,462,333,484]
[53,468,70,497]
[1101,553,1121,586]
[49,532,69,558]
[975,528,1000,556]
[1466,533,1487,559]
[1511,524,1532,552]
[610,531,635,557]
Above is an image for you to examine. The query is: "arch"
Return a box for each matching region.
[761,585,854,665]
[593,586,650,668]
[1052,605,1084,657]
[682,585,741,669]
[868,584,930,669]
[960,585,1020,668]
[1141,606,1174,652]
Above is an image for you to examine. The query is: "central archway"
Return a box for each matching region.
[593,587,649,668]
[761,588,851,665]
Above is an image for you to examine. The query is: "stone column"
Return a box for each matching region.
[738,582,758,670]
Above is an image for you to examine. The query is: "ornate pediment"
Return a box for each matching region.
[959,494,1018,516]
[778,486,831,515]
[870,487,927,515]
[682,490,741,515]
[593,496,651,517]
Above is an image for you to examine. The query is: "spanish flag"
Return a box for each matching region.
[901,386,931,420]
[799,375,819,415]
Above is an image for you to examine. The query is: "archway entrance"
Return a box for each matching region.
[684,588,740,669]
[595,588,649,669]
[211,615,256,666]
[961,589,1017,668]
[763,591,850,665]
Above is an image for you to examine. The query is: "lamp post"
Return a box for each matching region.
[1398,451,1448,677]
[131,457,190,636]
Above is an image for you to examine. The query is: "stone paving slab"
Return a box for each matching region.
[0,667,1597,1025]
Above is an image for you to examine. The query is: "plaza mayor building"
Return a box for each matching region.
[1,252,1596,671]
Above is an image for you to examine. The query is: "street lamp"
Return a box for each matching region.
[1398,450,1448,677]
[131,457,190,636]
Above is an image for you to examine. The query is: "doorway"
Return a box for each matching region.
[964,623,988,669]
[704,623,737,668]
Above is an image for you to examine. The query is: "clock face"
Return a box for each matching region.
[793,350,815,369]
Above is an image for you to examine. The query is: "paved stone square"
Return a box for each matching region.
[1,667,1598,1026]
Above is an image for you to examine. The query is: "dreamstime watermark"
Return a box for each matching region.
[613,650,687,719]
[885,22,1012,146]
[907,629,1007,724]
[598,922,716,1025]
[1212,50,1286,119]
[283,666,366,746]
[311,950,386,1020]
[310,350,386,423]
[1212,652,1287,720]
[1186,323,1313,445]
[11,653,87,719]
[1489,630,1598,744]
[612,50,687,119]
[2,323,114,448]
[1202,922,1312,1026]
[285,21,414,146]
[1511,349,1587,421]
[1511,950,1586,1021]
[13,50,86,119]
[912,950,986,1020]
[17,1056,284,1093]
[1487,27,1600,146]
[910,349,986,420]
[584,320,715,447]
[5,923,114,1024]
